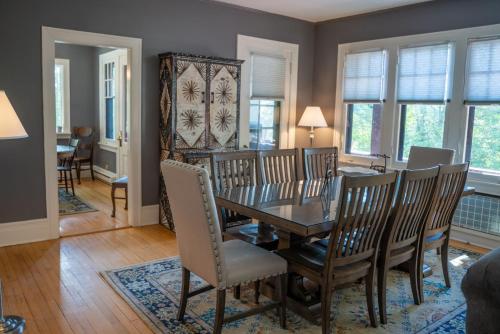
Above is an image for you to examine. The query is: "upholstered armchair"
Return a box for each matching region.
[161,160,288,334]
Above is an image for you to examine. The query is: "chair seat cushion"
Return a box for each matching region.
[223,239,287,288]
[425,232,443,242]
[112,176,128,185]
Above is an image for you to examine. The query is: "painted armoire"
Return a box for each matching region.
[159,52,243,230]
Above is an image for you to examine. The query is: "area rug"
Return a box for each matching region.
[58,189,96,215]
[101,248,478,334]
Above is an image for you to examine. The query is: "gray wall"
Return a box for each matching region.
[311,0,500,146]
[0,0,315,223]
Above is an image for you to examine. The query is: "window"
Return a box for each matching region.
[54,58,70,134]
[248,53,286,149]
[397,43,452,160]
[343,50,386,155]
[464,37,500,172]
[104,61,115,140]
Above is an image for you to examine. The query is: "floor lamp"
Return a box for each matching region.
[0,90,27,333]
[298,106,328,147]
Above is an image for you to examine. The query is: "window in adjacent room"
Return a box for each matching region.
[396,43,453,160]
[343,50,386,155]
[54,58,70,134]
[249,53,286,150]
[464,37,500,173]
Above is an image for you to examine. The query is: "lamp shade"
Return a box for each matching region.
[0,90,28,139]
[298,106,327,127]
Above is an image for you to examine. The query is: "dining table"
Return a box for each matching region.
[57,144,75,158]
[214,176,475,323]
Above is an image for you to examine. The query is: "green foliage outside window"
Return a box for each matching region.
[469,106,500,171]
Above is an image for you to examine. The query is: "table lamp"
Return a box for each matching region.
[0,90,27,333]
[298,106,327,146]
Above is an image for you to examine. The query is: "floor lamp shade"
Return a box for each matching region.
[298,106,327,128]
[0,91,28,139]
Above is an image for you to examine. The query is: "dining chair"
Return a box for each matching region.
[418,163,469,302]
[406,146,455,170]
[57,143,79,195]
[278,172,398,333]
[302,147,338,180]
[161,160,287,334]
[210,150,278,302]
[72,127,95,184]
[258,148,299,184]
[377,167,439,324]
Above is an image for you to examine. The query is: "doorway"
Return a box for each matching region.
[42,27,142,239]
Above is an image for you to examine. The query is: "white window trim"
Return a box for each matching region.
[237,34,299,149]
[55,58,70,135]
[334,23,500,195]
[98,48,127,149]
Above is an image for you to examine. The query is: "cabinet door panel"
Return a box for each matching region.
[209,64,238,148]
[176,60,207,149]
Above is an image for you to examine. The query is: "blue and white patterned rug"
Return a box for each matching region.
[101,248,478,333]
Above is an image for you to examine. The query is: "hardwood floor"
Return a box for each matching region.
[59,179,129,237]
[0,225,177,334]
[0,224,488,334]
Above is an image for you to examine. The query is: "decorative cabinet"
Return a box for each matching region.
[159,52,243,230]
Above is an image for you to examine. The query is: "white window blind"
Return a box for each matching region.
[465,37,500,104]
[397,43,452,103]
[343,50,386,102]
[250,53,287,99]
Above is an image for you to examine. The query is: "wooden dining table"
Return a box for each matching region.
[57,144,75,157]
[214,176,475,323]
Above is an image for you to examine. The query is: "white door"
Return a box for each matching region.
[99,49,130,178]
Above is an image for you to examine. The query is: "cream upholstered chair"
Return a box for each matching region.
[406,146,455,170]
[161,160,288,333]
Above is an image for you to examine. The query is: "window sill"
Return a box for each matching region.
[98,141,118,152]
[57,132,71,140]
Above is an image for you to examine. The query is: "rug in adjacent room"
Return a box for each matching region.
[58,189,97,215]
[102,247,478,334]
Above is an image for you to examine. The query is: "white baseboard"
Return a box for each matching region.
[93,166,117,184]
[451,226,500,250]
[141,205,159,226]
[0,218,52,247]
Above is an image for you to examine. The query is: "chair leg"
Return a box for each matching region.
[70,170,75,196]
[90,161,95,180]
[417,248,425,303]
[177,267,190,322]
[320,285,333,334]
[366,266,378,328]
[76,162,81,184]
[441,242,451,288]
[64,170,68,193]
[111,186,116,217]
[278,274,287,329]
[233,285,240,300]
[436,247,441,255]
[377,263,388,324]
[213,289,226,334]
[254,280,260,304]
[125,187,128,210]
[409,257,421,305]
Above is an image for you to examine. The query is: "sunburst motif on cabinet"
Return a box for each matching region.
[159,53,243,230]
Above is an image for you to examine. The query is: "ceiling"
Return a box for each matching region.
[213,0,431,22]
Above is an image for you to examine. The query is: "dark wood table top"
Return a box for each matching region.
[214,178,476,238]
[57,145,75,155]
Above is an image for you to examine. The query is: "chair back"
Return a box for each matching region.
[60,145,78,170]
[258,148,298,184]
[425,163,469,237]
[210,151,259,191]
[407,146,455,170]
[383,167,439,251]
[73,126,94,138]
[68,137,80,149]
[325,173,397,274]
[302,147,338,179]
[161,160,226,288]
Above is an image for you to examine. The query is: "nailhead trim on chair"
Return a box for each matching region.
[163,159,287,290]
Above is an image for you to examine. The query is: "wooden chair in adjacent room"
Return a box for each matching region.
[278,172,398,333]
[418,163,469,302]
[377,167,439,324]
[257,148,299,184]
[58,139,79,196]
[302,147,339,179]
[161,160,288,334]
[72,127,95,184]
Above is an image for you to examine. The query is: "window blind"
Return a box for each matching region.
[465,37,500,104]
[250,53,287,99]
[343,50,386,103]
[397,43,452,103]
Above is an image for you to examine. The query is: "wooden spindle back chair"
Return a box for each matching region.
[258,148,299,184]
[302,147,338,179]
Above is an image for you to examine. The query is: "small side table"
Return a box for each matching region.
[111,176,128,217]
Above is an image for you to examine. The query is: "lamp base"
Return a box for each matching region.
[309,127,315,147]
[0,316,25,333]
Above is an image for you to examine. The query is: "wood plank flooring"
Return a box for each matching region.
[0,224,489,334]
[59,179,129,237]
